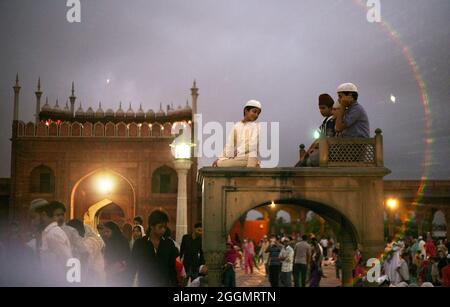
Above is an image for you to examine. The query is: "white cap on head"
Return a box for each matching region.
[30,198,49,211]
[337,83,358,93]
[244,100,262,110]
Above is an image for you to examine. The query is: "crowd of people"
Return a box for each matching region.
[223,232,450,288]
[223,233,338,287]
[1,198,449,287]
[0,198,205,287]
[374,234,450,287]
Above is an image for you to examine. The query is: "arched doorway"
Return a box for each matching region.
[199,167,388,287]
[227,199,359,287]
[71,169,136,229]
[83,198,126,230]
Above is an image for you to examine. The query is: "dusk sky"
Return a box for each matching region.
[1,0,449,179]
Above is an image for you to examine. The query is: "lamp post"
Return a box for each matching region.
[171,135,194,244]
[386,198,398,238]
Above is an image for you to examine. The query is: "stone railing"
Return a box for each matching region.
[299,129,384,167]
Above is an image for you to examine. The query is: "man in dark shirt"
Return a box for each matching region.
[180,222,205,282]
[130,210,178,287]
[296,93,336,167]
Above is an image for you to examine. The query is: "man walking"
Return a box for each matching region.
[293,235,311,287]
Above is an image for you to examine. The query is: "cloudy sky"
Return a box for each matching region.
[0,0,449,179]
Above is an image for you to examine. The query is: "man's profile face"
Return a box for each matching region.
[53,208,66,226]
[319,105,332,117]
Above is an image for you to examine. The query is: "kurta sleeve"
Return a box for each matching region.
[220,124,237,159]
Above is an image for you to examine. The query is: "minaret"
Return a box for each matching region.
[69,81,76,117]
[13,73,21,122]
[190,80,198,116]
[190,80,199,153]
[35,77,43,124]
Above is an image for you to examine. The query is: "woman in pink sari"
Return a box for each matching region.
[243,239,255,274]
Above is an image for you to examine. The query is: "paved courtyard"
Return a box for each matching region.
[236,259,341,287]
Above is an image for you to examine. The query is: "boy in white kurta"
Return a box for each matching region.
[213,100,262,168]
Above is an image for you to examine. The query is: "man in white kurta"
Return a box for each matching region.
[214,100,262,168]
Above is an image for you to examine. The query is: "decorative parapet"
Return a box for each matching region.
[15,120,190,138]
[297,129,384,167]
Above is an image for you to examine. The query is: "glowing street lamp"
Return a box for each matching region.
[170,133,194,244]
[170,131,195,160]
[173,143,192,160]
[386,198,398,210]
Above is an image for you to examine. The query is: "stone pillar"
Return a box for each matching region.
[173,159,193,244]
[201,175,227,287]
[204,250,225,287]
[340,231,354,287]
[375,128,384,166]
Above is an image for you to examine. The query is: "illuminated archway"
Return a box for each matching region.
[70,169,136,224]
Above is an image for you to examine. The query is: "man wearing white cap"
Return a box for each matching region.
[212,100,261,168]
[335,83,370,138]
